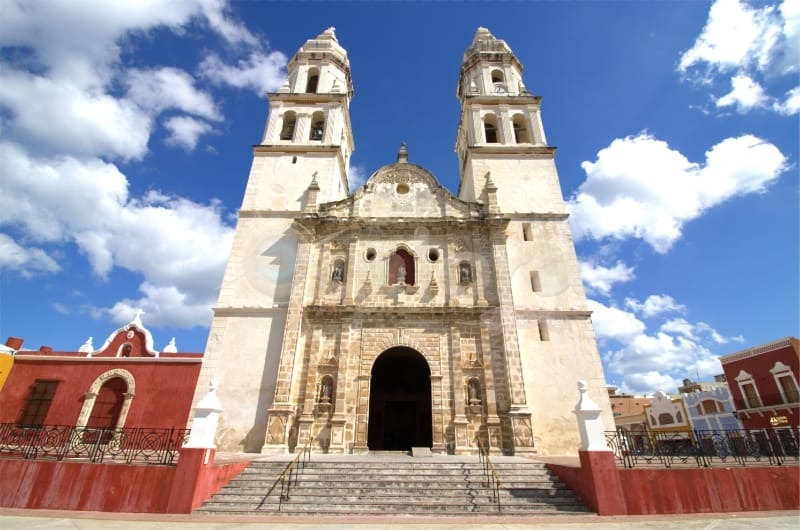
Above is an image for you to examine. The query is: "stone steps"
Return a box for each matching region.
[195,456,591,516]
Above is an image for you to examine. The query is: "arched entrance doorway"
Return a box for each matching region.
[367,347,432,450]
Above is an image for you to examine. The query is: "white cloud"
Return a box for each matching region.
[679,0,798,116]
[199,51,288,95]
[715,74,770,111]
[580,260,635,295]
[588,299,646,343]
[0,2,283,329]
[164,116,214,150]
[568,133,786,253]
[774,86,800,114]
[626,295,686,318]
[679,0,790,76]
[0,233,60,276]
[0,141,234,327]
[591,297,733,394]
[126,68,222,121]
[348,165,369,192]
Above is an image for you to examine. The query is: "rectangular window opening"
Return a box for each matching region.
[18,379,59,428]
[538,319,550,341]
[522,223,533,242]
[741,383,762,409]
[778,375,799,403]
[530,271,542,292]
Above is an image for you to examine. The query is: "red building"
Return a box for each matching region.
[0,313,202,433]
[719,337,799,429]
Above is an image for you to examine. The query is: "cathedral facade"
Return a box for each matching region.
[192,27,613,456]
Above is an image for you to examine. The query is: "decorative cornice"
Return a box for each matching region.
[719,337,797,364]
[514,309,593,319]
[14,356,201,363]
[213,306,289,317]
[467,145,556,156]
[252,144,343,154]
[303,304,499,318]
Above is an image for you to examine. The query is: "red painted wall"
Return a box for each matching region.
[548,460,800,514]
[0,449,252,513]
[0,459,175,512]
[0,358,201,428]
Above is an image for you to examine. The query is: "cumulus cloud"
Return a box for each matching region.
[0,233,60,276]
[125,67,222,121]
[589,296,737,394]
[625,295,686,318]
[568,133,786,252]
[0,1,284,329]
[679,0,798,115]
[774,86,800,115]
[715,74,770,111]
[164,116,215,150]
[580,260,636,296]
[200,51,288,95]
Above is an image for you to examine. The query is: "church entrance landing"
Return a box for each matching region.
[367,347,432,451]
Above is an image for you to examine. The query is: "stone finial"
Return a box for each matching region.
[573,380,610,451]
[133,309,144,326]
[304,172,321,213]
[163,337,177,353]
[184,378,223,449]
[397,142,408,163]
[78,337,94,354]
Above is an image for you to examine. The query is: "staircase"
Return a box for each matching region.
[195,454,591,516]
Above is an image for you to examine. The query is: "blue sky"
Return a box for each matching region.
[1,0,797,394]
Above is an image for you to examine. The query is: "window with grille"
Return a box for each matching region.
[18,380,59,427]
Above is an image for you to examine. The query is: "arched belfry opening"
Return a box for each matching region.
[367,347,432,451]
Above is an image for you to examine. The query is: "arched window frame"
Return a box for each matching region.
[309,111,325,141]
[512,114,531,144]
[76,369,135,431]
[735,370,763,409]
[483,113,499,144]
[306,68,320,93]
[388,246,416,286]
[279,111,297,141]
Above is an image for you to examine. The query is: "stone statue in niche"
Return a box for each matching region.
[468,380,481,405]
[397,264,406,284]
[320,380,332,403]
[332,261,344,282]
[459,263,472,284]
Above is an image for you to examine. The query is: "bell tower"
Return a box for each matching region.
[455,28,612,454]
[191,28,356,452]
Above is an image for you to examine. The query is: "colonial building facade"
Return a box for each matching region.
[193,27,613,456]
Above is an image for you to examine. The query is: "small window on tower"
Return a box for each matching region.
[530,271,542,292]
[484,114,498,143]
[310,112,325,141]
[513,115,531,143]
[306,68,320,93]
[280,111,297,141]
[491,69,504,83]
[522,223,533,241]
[538,320,550,341]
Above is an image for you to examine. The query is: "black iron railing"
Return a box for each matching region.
[605,426,799,468]
[475,436,501,511]
[0,423,190,466]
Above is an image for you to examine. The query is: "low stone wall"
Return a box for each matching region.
[0,448,252,513]
[546,451,800,515]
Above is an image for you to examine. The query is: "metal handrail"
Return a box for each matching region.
[0,423,189,466]
[474,436,501,511]
[606,426,799,469]
[276,429,322,511]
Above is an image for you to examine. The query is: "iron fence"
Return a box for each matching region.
[0,423,190,466]
[605,426,799,468]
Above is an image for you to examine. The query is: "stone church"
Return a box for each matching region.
[192,27,613,456]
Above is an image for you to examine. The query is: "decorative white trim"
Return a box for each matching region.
[76,369,136,430]
[91,313,159,357]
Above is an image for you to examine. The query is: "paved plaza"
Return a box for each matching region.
[0,509,798,530]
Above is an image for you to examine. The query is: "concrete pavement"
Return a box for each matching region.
[0,509,798,529]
